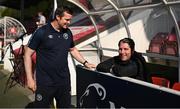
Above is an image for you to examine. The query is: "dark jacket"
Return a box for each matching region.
[96,52,147,81]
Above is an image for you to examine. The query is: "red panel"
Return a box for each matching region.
[172,82,180,91]
[151,76,170,88]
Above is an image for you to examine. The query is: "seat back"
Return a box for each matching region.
[172,82,180,91]
[162,34,178,56]
[166,34,177,42]
[148,32,168,54]
[163,41,178,56]
[148,41,163,53]
[151,76,170,88]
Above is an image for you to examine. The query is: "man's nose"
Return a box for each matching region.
[67,20,71,24]
[120,49,125,54]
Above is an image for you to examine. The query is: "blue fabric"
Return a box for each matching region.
[28,23,74,86]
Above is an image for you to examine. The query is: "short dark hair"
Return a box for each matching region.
[118,38,135,51]
[55,6,73,17]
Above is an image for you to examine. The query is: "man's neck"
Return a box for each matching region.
[51,20,61,32]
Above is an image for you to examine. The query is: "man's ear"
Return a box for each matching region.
[55,15,59,20]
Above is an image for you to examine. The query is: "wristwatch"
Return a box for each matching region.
[83,60,88,66]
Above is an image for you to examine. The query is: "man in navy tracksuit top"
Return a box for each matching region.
[24,6,96,108]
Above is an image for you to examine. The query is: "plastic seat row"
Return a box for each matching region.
[151,76,180,91]
[148,32,178,56]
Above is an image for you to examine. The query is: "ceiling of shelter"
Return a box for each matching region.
[1,0,179,10]
[0,0,44,9]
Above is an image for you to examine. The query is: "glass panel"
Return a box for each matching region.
[93,13,129,56]
[171,4,180,35]
[93,12,119,30]
[57,0,179,66]
[167,0,180,2]
[167,4,180,67]
[112,0,161,8]
[144,8,173,36]
[120,3,178,66]
[123,8,153,53]
[89,0,114,11]
[145,7,177,58]
[125,5,176,66]
[78,0,95,11]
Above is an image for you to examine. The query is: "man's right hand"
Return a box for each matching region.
[27,78,36,93]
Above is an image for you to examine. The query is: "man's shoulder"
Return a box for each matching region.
[133,51,146,64]
[31,24,49,40]
[37,24,50,32]
[41,23,49,29]
[62,28,73,37]
[63,28,72,33]
[133,51,144,59]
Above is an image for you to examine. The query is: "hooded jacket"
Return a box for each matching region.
[96,51,146,81]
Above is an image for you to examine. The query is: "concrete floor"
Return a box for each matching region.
[0,69,32,108]
[0,69,77,108]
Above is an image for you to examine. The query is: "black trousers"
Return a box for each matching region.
[33,85,71,108]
